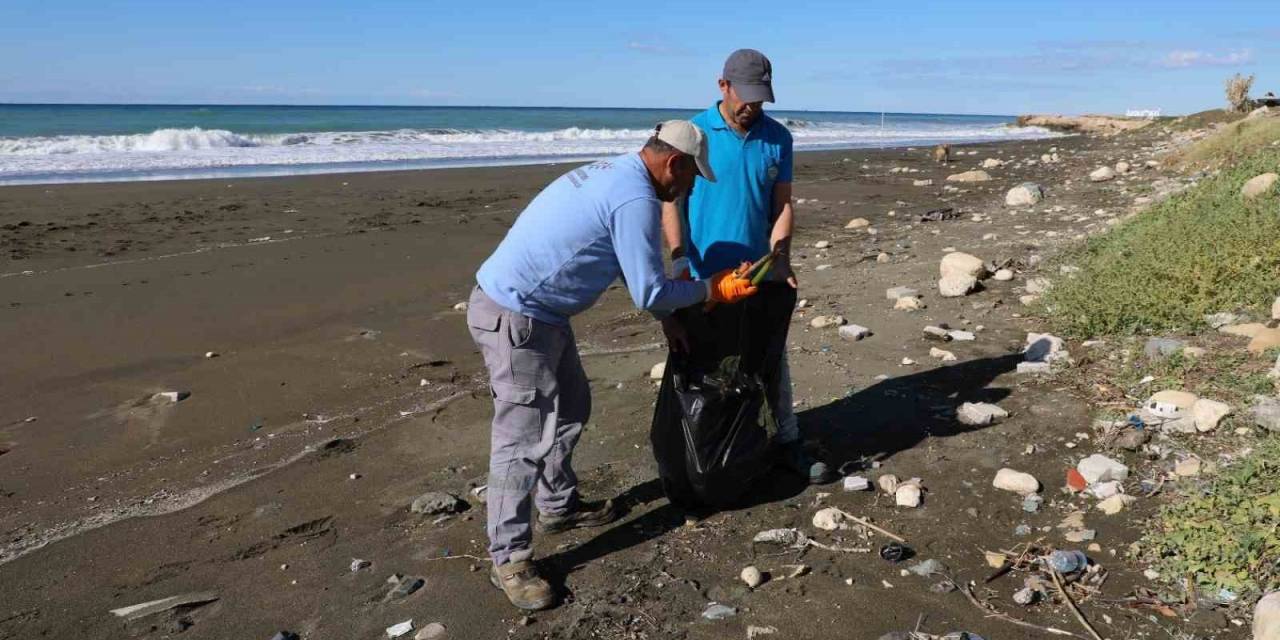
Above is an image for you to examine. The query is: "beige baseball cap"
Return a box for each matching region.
[655,120,715,182]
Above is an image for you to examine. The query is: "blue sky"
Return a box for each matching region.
[2,0,1276,115]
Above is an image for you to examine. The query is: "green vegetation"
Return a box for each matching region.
[1167,113,1280,170]
[1142,436,1280,601]
[1042,148,1280,337]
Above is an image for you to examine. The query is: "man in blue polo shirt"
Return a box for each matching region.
[661,49,836,485]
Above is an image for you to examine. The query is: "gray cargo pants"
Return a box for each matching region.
[466,286,590,566]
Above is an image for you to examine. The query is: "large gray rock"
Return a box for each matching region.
[410,491,466,515]
[958,402,1009,426]
[1144,337,1185,360]
[1077,454,1129,484]
[1257,591,1280,640]
[1006,182,1045,206]
[1251,396,1280,432]
[1090,166,1117,182]
[1242,173,1279,200]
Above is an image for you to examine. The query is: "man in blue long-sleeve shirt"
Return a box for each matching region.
[468,120,757,611]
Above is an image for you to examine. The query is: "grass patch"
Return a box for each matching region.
[1142,437,1280,602]
[1166,114,1280,170]
[1112,349,1275,408]
[1042,148,1280,337]
[1158,108,1246,133]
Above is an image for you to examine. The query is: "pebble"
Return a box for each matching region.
[958,402,1009,426]
[204,351,219,358]
[929,347,956,362]
[153,391,191,403]
[992,468,1040,494]
[452,302,468,311]
[838,324,872,341]
[894,296,923,311]
[649,362,666,380]
[993,269,1014,281]
[1077,454,1129,483]
[414,623,447,640]
[410,492,466,515]
[1016,362,1051,375]
[702,603,737,620]
[843,475,871,491]
[814,240,831,249]
[900,357,916,366]
[740,566,764,588]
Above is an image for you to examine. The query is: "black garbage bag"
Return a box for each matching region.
[650,283,796,509]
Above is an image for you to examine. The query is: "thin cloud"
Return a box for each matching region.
[1157,49,1254,69]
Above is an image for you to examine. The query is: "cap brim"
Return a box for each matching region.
[734,82,774,103]
[694,152,716,183]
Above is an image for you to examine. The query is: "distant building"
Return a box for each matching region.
[1260,92,1280,107]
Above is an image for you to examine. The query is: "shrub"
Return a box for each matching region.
[1225,73,1255,113]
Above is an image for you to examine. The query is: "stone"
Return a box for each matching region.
[1241,173,1279,199]
[1192,398,1231,432]
[1022,495,1043,512]
[1274,296,1280,321]
[748,626,779,639]
[410,492,466,515]
[1174,458,1202,477]
[938,275,978,297]
[838,324,872,341]
[992,468,1040,495]
[814,240,831,249]
[1096,494,1136,515]
[1145,389,1198,419]
[1006,182,1044,206]
[351,558,372,572]
[894,296,923,311]
[1255,591,1280,640]
[1115,161,1131,174]
[1251,395,1280,432]
[1088,481,1123,499]
[649,362,666,380]
[886,286,919,300]
[895,484,922,507]
[1248,328,1280,354]
[843,475,871,491]
[846,217,870,229]
[1024,332,1066,362]
[1017,362,1051,375]
[1025,277,1052,294]
[958,402,1009,426]
[946,170,992,183]
[741,566,764,588]
[876,252,891,263]
[1220,322,1267,338]
[1089,166,1116,182]
[1144,337,1185,360]
[414,623,447,640]
[981,158,1002,168]
[702,603,737,620]
[940,251,986,281]
[993,268,1014,281]
[1064,528,1096,543]
[452,302,468,311]
[810,315,846,329]
[386,620,414,638]
[930,347,957,362]
[812,507,846,531]
[922,325,952,341]
[947,330,976,341]
[1114,428,1150,451]
[913,179,933,186]
[1077,454,1129,484]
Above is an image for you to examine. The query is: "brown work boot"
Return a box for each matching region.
[489,559,556,611]
[535,499,619,534]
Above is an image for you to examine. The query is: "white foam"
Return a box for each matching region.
[0,123,1062,184]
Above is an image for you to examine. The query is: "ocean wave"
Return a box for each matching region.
[0,122,1063,183]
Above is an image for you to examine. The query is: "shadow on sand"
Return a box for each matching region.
[547,350,1024,585]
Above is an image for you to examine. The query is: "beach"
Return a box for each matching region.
[0,129,1248,640]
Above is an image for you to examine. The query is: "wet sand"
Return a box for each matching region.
[0,134,1244,639]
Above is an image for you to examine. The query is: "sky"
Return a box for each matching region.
[1,0,1277,116]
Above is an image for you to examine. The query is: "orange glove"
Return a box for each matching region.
[707,267,759,304]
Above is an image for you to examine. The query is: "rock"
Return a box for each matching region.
[876,252,891,263]
[922,325,952,341]
[929,347,957,362]
[748,626,779,638]
[1248,328,1280,354]
[938,275,978,297]
[894,296,923,311]
[1174,458,1202,477]
[1064,529,1096,543]
[812,507,846,531]
[1114,428,1150,451]
[1022,495,1043,512]
[1241,173,1279,199]
[1017,362,1051,375]
[1088,481,1123,499]
[1251,395,1280,432]
[1089,166,1116,182]
[843,475,871,491]
[901,357,916,366]
[649,362,666,380]
[1077,454,1129,484]
[1025,277,1052,294]
[814,240,831,249]
[1006,182,1045,206]
[1020,294,1040,306]
[878,474,900,494]
[1115,161,1131,174]
[1145,389,1198,419]
[153,391,190,403]
[908,559,947,576]
[913,179,933,187]
[946,170,992,183]
[958,402,1009,426]
[895,484,922,508]
[351,558,372,572]
[810,315,846,329]
[993,468,1040,495]
[846,217,870,229]
[741,566,764,588]
[1192,398,1231,432]
[702,603,737,620]
[414,623,447,640]
[1097,494,1136,515]
[940,252,986,281]
[981,158,1002,168]
[410,492,466,515]
[1144,337,1185,360]
[1274,297,1280,321]
[1024,332,1066,362]
[838,324,872,341]
[386,620,414,638]
[1255,591,1280,640]
[947,330,975,341]
[1221,322,1267,338]
[886,286,919,300]
[993,269,1014,281]
[452,302,468,311]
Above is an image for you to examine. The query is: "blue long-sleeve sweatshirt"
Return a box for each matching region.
[476,153,708,325]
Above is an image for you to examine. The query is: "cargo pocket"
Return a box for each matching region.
[491,380,537,406]
[506,312,535,348]
[467,304,502,332]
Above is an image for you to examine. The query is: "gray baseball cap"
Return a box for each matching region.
[722,49,774,103]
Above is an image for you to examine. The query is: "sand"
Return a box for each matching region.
[0,136,1244,639]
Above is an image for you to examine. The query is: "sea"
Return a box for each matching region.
[0,104,1061,185]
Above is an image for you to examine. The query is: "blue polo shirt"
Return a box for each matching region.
[686,102,793,278]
